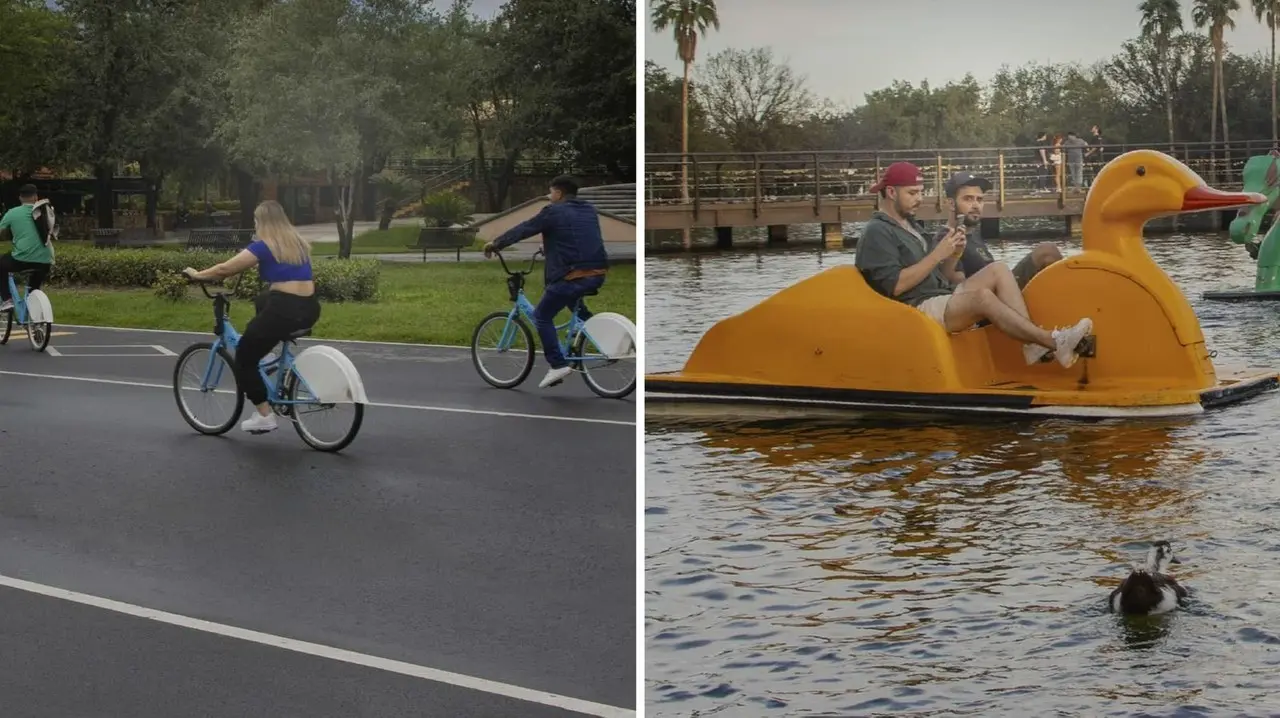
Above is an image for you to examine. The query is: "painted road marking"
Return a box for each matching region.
[0,572,633,717]
[45,344,178,358]
[0,370,635,426]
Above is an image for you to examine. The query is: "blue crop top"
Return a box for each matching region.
[247,238,313,283]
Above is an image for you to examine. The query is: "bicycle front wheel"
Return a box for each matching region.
[173,342,244,435]
[284,370,364,452]
[470,311,535,388]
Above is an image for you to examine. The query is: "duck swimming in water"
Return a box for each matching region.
[1109,540,1188,615]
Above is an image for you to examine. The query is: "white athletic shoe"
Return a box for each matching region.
[0,299,12,313]
[539,365,574,388]
[1023,342,1052,365]
[240,411,278,434]
[1052,318,1094,368]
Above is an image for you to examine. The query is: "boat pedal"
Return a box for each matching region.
[1076,335,1097,358]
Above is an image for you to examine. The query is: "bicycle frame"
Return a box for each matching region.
[491,251,613,363]
[5,276,30,324]
[196,282,321,407]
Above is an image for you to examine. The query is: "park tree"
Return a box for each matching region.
[0,0,77,176]
[1140,0,1186,143]
[695,47,814,152]
[1193,0,1241,158]
[1251,0,1280,141]
[218,0,445,258]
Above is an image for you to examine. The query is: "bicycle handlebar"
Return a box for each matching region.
[179,269,245,298]
[492,248,544,277]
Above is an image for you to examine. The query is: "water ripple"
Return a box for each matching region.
[646,233,1280,715]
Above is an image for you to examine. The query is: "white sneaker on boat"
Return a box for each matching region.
[1052,318,1094,368]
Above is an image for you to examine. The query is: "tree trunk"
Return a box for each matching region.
[1272,22,1277,144]
[94,164,114,230]
[681,59,691,250]
[332,173,357,260]
[1162,40,1175,143]
[233,166,258,230]
[1219,51,1232,179]
[1210,44,1220,183]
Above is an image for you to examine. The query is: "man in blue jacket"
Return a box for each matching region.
[483,175,610,388]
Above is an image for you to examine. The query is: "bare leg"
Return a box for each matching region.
[943,288,1055,348]
[955,262,1032,320]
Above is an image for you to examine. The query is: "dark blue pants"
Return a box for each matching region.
[534,275,605,369]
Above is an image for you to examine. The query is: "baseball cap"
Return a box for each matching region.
[870,162,925,193]
[944,171,992,198]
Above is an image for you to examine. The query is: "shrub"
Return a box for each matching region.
[47,245,380,302]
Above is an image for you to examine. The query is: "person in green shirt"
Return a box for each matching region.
[0,184,54,312]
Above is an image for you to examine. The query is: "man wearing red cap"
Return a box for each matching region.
[855,162,1093,368]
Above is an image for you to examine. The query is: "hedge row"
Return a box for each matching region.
[38,246,380,302]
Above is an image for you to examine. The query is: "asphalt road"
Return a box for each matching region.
[0,325,636,717]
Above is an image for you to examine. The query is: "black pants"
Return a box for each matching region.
[0,253,51,301]
[237,290,321,405]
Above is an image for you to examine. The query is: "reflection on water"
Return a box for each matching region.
[645,234,1280,715]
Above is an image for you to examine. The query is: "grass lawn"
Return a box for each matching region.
[310,225,484,257]
[45,261,636,346]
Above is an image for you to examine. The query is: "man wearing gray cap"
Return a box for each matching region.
[936,171,1063,290]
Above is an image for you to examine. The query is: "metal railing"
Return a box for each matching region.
[644,140,1276,216]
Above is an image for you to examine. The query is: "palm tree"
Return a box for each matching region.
[651,0,719,248]
[1139,0,1184,144]
[1253,0,1280,142]
[1193,0,1240,180]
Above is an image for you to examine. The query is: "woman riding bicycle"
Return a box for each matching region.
[182,199,319,434]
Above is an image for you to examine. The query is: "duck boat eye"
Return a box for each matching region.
[1136,166,1146,176]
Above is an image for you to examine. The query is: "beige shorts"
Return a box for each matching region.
[917,295,951,327]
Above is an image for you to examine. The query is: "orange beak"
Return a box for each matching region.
[1181,186,1268,212]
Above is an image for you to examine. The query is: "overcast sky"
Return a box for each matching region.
[645,0,1279,108]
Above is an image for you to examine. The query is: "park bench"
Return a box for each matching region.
[92,227,161,248]
[186,228,256,252]
[407,226,476,262]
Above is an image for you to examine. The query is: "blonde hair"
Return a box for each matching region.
[253,199,310,265]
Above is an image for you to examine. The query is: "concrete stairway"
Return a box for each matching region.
[578,183,635,220]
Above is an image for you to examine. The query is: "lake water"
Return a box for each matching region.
[644,233,1280,716]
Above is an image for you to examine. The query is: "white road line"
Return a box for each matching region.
[0,370,635,427]
[59,323,472,351]
[45,344,178,358]
[0,572,633,718]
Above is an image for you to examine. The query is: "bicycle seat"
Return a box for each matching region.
[285,328,312,342]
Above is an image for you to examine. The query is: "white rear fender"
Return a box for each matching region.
[582,312,636,358]
[25,289,53,324]
[292,345,369,404]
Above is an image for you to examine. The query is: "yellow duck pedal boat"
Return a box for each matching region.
[646,151,1280,419]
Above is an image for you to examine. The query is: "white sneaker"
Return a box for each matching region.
[1052,318,1094,368]
[240,411,278,434]
[1023,342,1052,365]
[0,299,11,313]
[538,365,574,388]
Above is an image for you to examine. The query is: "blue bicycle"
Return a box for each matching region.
[0,270,54,352]
[470,249,636,399]
[171,271,368,452]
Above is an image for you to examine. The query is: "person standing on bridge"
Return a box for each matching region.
[936,171,1063,290]
[482,175,610,389]
[1063,131,1091,189]
[854,162,1093,369]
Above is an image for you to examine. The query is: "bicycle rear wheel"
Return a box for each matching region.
[471,311,535,388]
[0,310,11,345]
[173,342,244,435]
[284,370,364,452]
[573,320,636,399]
[27,321,51,352]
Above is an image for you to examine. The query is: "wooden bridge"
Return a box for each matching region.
[644,140,1273,248]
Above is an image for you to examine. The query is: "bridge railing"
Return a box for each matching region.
[644,140,1276,212]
